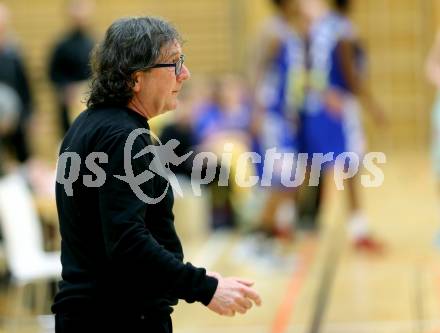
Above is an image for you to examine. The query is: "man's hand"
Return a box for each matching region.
[206,272,261,316]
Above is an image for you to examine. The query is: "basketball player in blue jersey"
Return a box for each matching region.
[249,0,307,239]
[298,0,385,252]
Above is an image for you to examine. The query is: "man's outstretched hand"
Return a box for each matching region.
[206,272,262,316]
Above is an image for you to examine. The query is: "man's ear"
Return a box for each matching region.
[132,71,142,93]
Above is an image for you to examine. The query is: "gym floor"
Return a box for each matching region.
[0,149,439,333]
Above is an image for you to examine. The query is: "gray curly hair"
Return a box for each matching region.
[87,16,182,108]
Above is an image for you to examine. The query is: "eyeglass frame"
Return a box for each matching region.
[147,54,185,76]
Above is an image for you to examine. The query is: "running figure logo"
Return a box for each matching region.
[115,128,193,204]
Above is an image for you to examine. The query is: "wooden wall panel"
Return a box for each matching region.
[0,0,435,158]
[351,0,434,151]
[1,0,241,160]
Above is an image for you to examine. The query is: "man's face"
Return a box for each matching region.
[135,40,190,119]
[68,0,94,29]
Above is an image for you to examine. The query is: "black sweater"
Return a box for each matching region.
[52,106,217,316]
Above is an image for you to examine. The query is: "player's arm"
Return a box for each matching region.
[426,31,440,89]
[337,39,385,124]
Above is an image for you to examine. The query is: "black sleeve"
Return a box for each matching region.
[97,130,217,305]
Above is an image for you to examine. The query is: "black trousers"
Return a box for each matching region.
[55,312,172,333]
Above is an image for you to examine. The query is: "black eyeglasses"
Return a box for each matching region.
[150,54,185,76]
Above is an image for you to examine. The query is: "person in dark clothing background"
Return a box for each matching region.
[48,0,95,135]
[0,3,33,163]
[53,16,261,333]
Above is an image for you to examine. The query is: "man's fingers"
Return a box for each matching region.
[242,287,262,306]
[225,309,235,317]
[208,276,261,318]
[234,305,247,314]
[233,277,254,287]
[236,295,253,310]
[228,297,247,314]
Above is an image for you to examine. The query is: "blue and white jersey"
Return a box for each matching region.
[256,16,306,153]
[257,16,306,120]
[304,12,354,113]
[298,12,356,161]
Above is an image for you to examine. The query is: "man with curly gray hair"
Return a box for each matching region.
[53,16,261,333]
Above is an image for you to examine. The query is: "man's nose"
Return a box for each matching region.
[177,64,191,81]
